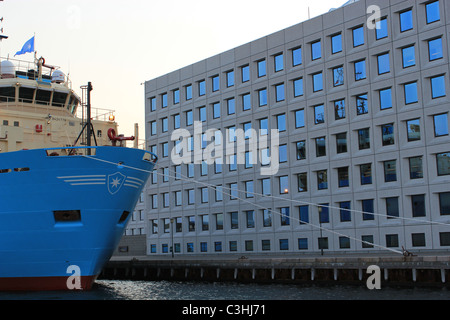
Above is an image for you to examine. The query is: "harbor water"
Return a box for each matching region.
[1,280,449,300]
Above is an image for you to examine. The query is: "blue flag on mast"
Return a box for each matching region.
[14,36,35,56]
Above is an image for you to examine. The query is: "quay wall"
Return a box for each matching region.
[100,255,450,286]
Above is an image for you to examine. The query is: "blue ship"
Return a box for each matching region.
[0,49,157,290]
[0,146,157,291]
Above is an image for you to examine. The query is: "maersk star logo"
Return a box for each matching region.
[107,172,126,195]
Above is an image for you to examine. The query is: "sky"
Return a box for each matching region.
[0,0,347,142]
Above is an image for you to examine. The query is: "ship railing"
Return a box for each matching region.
[1,56,73,89]
[76,107,116,122]
[44,146,159,163]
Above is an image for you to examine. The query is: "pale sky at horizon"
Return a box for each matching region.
[0,0,347,139]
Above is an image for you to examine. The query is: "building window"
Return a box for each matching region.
[400,9,413,32]
[437,152,450,176]
[212,75,220,92]
[386,234,399,248]
[241,65,250,83]
[431,75,446,99]
[280,207,290,226]
[382,123,395,146]
[293,78,303,97]
[312,72,323,92]
[434,113,448,137]
[295,109,305,128]
[186,110,193,126]
[188,216,195,232]
[161,93,168,108]
[426,1,440,24]
[227,98,235,115]
[275,83,285,102]
[319,204,329,223]
[274,53,284,72]
[279,176,289,194]
[215,213,224,230]
[201,215,209,231]
[386,197,399,219]
[412,233,426,247]
[428,38,443,61]
[409,156,423,179]
[185,84,192,100]
[263,209,272,227]
[162,142,168,158]
[215,186,223,202]
[259,118,268,136]
[318,238,328,250]
[333,66,344,86]
[360,163,372,185]
[411,194,426,217]
[314,104,325,124]
[226,70,234,87]
[201,187,208,203]
[297,172,307,192]
[356,94,368,115]
[150,97,156,112]
[439,192,450,215]
[173,89,180,104]
[279,144,287,163]
[292,47,302,66]
[440,233,450,246]
[353,26,364,47]
[161,117,168,132]
[362,235,374,249]
[404,82,418,104]
[212,102,221,119]
[258,59,266,78]
[377,53,390,74]
[358,128,370,150]
[229,241,237,251]
[258,88,267,107]
[187,189,195,205]
[336,132,347,153]
[242,93,251,111]
[339,201,351,222]
[245,151,253,169]
[277,114,286,132]
[315,137,326,157]
[261,178,271,196]
[334,99,345,120]
[362,199,374,220]
[317,170,328,190]
[311,40,321,60]
[337,167,349,188]
[296,141,306,160]
[376,17,388,40]
[299,206,309,224]
[229,183,238,200]
[354,60,366,81]
[261,240,271,251]
[384,160,397,182]
[199,80,206,96]
[230,212,239,229]
[339,237,351,249]
[406,119,421,141]
[150,120,157,136]
[246,210,255,228]
[331,33,342,54]
[245,241,253,252]
[379,88,392,110]
[402,45,415,68]
[245,181,254,198]
[199,106,206,122]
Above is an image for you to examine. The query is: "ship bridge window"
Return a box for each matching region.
[68,95,79,114]
[35,89,52,105]
[0,87,16,103]
[19,87,36,104]
[52,91,68,107]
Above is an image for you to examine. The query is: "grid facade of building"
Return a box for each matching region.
[143,0,450,256]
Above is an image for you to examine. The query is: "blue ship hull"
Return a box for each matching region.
[0,146,156,291]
